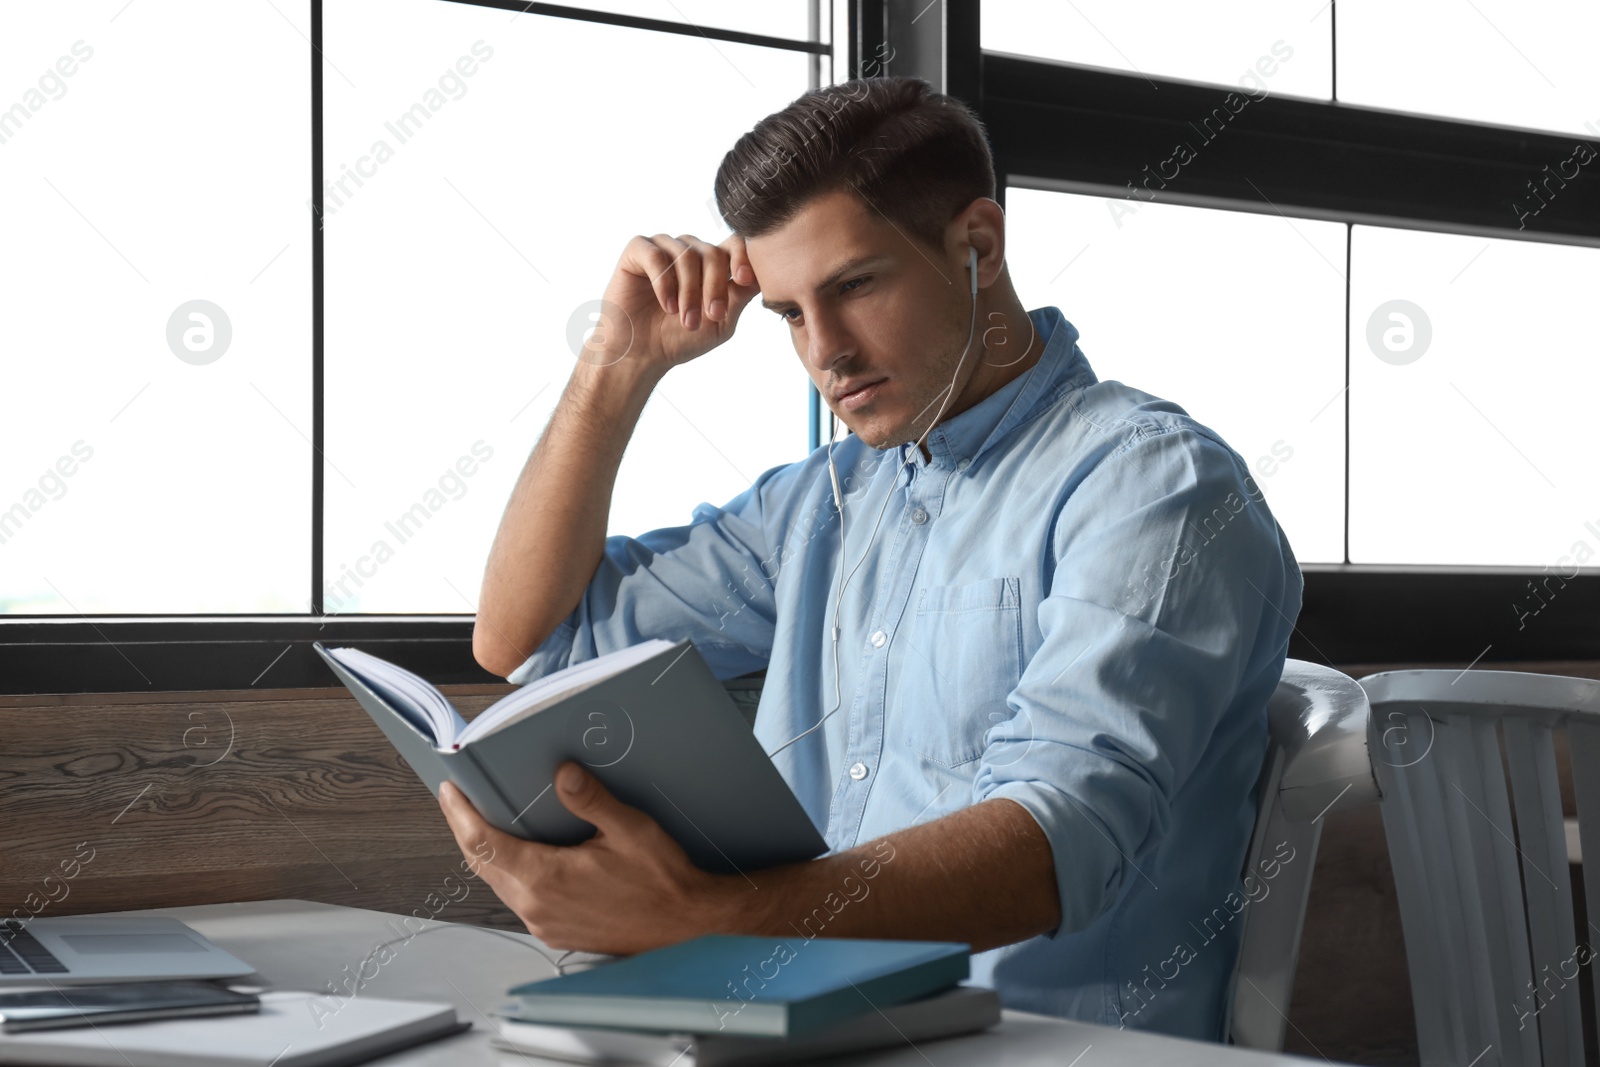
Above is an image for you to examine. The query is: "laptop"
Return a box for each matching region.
[0,917,256,985]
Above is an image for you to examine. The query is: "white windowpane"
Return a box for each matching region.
[0,0,311,614]
[1348,226,1600,566]
[982,0,1332,102]
[322,0,814,614]
[1339,1,1600,137]
[1003,188,1347,564]
[537,2,812,42]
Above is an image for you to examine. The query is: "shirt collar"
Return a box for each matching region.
[897,306,1094,472]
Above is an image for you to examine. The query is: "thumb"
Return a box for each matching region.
[723,281,760,327]
[720,237,760,322]
[554,761,642,837]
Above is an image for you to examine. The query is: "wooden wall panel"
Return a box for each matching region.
[0,685,527,931]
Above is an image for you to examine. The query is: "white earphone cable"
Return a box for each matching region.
[765,246,982,760]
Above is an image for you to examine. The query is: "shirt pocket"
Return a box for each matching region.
[892,576,1024,768]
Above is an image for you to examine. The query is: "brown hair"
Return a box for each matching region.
[714,76,996,255]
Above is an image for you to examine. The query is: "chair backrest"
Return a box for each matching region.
[1361,668,1600,1067]
[1227,658,1379,1051]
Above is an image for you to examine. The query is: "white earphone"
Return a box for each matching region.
[766,243,982,760]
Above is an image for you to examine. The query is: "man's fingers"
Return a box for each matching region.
[439,781,520,880]
[653,234,701,330]
[554,761,652,840]
[684,236,729,322]
[627,235,679,316]
[628,232,752,328]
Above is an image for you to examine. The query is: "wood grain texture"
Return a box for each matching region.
[0,685,527,931]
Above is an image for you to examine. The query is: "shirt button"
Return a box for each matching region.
[849,762,869,781]
[957,458,971,471]
[910,507,928,525]
[869,629,887,648]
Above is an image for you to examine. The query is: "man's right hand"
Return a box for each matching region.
[587,233,761,372]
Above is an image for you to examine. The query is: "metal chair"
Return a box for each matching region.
[1226,659,1381,1050]
[1360,668,1600,1067]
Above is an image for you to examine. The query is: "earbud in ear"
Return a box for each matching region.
[968,245,978,298]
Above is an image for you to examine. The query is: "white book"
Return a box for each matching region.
[0,990,465,1067]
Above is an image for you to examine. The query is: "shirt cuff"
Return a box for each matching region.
[504,616,582,685]
[981,779,1127,941]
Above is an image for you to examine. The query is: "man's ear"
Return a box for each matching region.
[951,197,1005,289]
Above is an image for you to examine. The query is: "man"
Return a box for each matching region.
[444,76,1303,1041]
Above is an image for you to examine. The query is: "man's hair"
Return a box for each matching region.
[713,76,996,256]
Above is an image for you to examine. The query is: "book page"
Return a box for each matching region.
[457,639,679,747]
[327,647,467,745]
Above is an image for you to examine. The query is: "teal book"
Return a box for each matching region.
[502,935,969,1039]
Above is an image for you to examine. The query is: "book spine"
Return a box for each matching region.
[787,952,969,1038]
[444,748,527,837]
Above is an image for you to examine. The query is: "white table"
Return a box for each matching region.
[126,899,1336,1066]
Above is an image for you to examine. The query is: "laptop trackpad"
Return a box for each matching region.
[59,934,206,954]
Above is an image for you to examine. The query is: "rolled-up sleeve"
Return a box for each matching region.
[505,459,801,686]
[974,424,1298,938]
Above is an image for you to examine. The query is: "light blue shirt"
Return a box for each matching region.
[511,305,1304,1041]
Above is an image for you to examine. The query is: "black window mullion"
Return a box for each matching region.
[310,0,325,616]
[981,54,1600,247]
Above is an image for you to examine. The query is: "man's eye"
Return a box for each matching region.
[780,277,871,325]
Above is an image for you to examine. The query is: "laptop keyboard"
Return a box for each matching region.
[0,921,68,974]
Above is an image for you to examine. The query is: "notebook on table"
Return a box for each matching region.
[0,990,466,1066]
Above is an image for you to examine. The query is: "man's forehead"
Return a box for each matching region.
[746,188,882,255]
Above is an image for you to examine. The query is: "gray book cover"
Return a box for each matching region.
[313,640,827,874]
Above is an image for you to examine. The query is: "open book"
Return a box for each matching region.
[315,639,827,875]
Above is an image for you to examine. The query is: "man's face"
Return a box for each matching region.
[745,188,976,451]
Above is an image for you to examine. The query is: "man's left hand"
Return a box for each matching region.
[438,761,742,954]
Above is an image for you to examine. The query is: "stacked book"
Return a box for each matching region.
[487,935,1001,1066]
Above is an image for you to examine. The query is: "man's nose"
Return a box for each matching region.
[804,309,853,376]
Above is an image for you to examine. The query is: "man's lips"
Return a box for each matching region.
[832,378,886,403]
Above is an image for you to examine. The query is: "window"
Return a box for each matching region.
[0,0,312,614]
[321,0,818,613]
[525,0,811,40]
[1348,224,1600,565]
[9,1,1597,689]
[1,0,830,691]
[1004,188,1346,565]
[1338,0,1600,136]
[982,0,1332,101]
[0,0,826,629]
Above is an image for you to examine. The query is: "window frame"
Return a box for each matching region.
[8,0,1599,695]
